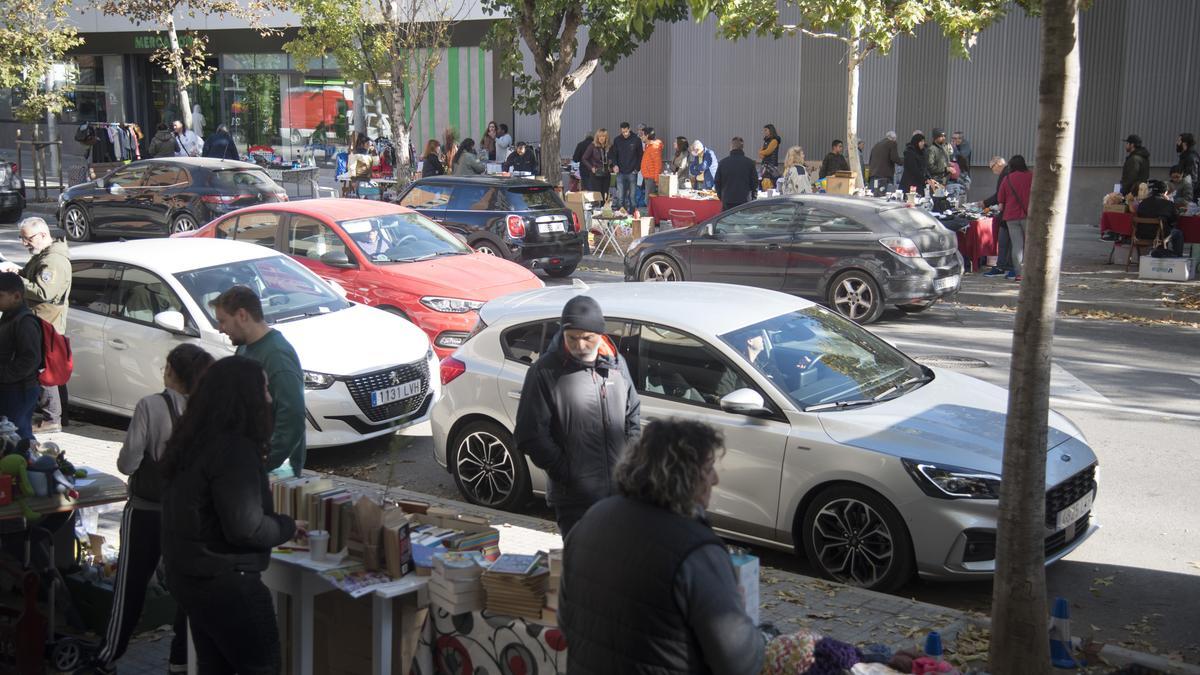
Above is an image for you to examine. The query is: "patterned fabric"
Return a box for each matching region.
[413,607,567,675]
[761,630,821,675]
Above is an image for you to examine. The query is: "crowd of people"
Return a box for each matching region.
[0,222,310,673]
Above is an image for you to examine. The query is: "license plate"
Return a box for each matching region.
[539,221,566,234]
[935,275,960,292]
[369,379,421,407]
[1055,490,1094,530]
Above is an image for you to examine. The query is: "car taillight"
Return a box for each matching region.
[440,356,466,385]
[201,195,238,205]
[879,237,921,257]
[571,211,581,233]
[506,214,526,238]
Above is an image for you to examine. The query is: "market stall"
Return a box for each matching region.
[952,216,996,272]
[1099,211,1200,242]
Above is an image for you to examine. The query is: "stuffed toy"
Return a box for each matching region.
[0,454,38,520]
[30,454,78,501]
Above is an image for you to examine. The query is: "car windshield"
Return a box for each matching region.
[339,213,470,263]
[210,169,278,190]
[719,307,929,411]
[175,255,350,325]
[505,186,563,210]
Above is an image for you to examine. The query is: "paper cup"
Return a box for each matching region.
[308,530,330,561]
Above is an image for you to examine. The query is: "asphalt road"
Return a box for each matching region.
[4,218,1196,661]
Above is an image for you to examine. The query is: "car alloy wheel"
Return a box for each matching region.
[451,421,530,510]
[473,242,500,256]
[171,212,198,234]
[640,255,682,282]
[63,205,91,241]
[829,271,884,323]
[802,485,914,592]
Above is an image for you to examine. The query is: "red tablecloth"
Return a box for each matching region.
[955,217,996,269]
[648,195,723,227]
[1099,211,1200,242]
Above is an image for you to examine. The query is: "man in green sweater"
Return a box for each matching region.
[210,286,306,477]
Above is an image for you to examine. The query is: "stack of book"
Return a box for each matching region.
[481,553,549,620]
[429,551,489,614]
[542,549,562,626]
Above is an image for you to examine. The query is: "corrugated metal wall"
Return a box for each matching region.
[1119,0,1200,167]
[511,1,1197,173]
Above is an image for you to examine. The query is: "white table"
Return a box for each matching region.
[261,553,428,675]
[591,215,627,259]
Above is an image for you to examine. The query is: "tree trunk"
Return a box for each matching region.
[165,15,193,131]
[391,58,411,184]
[539,97,564,189]
[395,121,414,185]
[989,1,1081,673]
[845,44,862,191]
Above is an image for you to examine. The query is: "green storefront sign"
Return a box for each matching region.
[132,34,196,51]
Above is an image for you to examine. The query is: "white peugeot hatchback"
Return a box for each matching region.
[66,238,440,447]
[431,282,1098,591]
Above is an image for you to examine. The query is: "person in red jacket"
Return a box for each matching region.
[996,155,1033,282]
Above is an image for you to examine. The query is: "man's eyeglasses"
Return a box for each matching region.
[19,233,45,243]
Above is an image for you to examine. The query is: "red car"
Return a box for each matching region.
[181,199,543,357]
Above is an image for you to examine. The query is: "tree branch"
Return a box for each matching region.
[562,37,602,96]
[515,0,544,65]
[781,25,849,43]
[554,3,582,82]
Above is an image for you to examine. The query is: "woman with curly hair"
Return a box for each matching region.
[560,418,765,675]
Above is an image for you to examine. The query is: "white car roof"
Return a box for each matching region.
[70,238,280,272]
[480,282,817,335]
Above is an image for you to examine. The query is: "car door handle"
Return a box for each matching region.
[108,338,128,350]
[507,390,522,400]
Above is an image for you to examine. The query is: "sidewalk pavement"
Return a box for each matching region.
[34,421,1200,674]
[581,221,1200,325]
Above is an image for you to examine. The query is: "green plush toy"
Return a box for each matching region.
[0,454,38,521]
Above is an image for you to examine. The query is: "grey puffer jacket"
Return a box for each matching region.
[513,331,640,508]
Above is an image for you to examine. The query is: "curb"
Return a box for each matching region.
[1081,639,1200,674]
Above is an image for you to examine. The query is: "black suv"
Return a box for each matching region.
[397,176,583,277]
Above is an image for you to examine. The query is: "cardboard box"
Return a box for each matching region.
[825,173,856,195]
[312,589,426,675]
[657,173,678,197]
[1138,255,1195,281]
[1102,203,1128,213]
[565,190,602,230]
[632,216,654,239]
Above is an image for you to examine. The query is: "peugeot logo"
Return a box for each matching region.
[389,371,401,386]
[1060,454,1071,462]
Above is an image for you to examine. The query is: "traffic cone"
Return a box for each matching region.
[1049,596,1078,668]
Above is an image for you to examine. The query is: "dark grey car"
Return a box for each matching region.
[623,195,963,323]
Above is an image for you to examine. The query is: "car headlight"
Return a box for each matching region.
[58,191,67,205]
[420,296,485,313]
[627,237,644,253]
[902,459,1000,499]
[303,370,336,390]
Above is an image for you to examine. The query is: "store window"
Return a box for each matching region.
[223,72,282,150]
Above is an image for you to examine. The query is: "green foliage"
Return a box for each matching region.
[0,0,84,119]
[481,0,688,113]
[283,0,455,128]
[632,0,1007,59]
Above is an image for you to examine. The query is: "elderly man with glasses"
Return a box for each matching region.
[0,217,72,432]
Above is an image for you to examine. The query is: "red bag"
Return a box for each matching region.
[948,161,961,180]
[37,318,73,387]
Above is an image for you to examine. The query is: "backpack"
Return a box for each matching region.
[36,318,73,387]
[73,123,97,145]
[129,392,178,503]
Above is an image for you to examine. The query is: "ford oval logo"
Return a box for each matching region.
[1060,454,1071,462]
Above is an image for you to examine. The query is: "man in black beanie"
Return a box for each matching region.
[514,295,641,537]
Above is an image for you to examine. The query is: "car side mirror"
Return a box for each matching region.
[702,222,716,238]
[153,310,197,336]
[320,250,356,268]
[719,388,769,416]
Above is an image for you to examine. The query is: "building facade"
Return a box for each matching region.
[2,0,1195,222]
